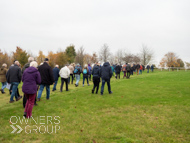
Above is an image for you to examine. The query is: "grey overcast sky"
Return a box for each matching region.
[0,0,190,64]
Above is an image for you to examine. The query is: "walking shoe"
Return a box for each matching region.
[88,84,90,86]
[109,91,113,94]
[9,100,15,103]
[92,90,94,94]
[16,96,22,101]
[83,84,84,87]
[37,98,40,101]
[23,112,27,118]
[101,93,103,95]
[34,103,38,106]
[46,98,49,100]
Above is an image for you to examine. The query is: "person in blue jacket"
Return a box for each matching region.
[88,64,92,81]
[52,65,60,91]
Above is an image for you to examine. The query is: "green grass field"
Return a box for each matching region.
[0,70,190,143]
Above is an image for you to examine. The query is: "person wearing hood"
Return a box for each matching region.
[92,62,101,94]
[100,62,113,95]
[22,61,41,118]
[115,64,121,79]
[0,63,8,94]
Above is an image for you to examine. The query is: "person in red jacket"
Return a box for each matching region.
[139,65,143,74]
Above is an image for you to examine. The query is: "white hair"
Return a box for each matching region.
[28,57,34,62]
[84,64,88,67]
[30,61,38,68]
[2,63,7,67]
[55,64,59,68]
[15,61,19,66]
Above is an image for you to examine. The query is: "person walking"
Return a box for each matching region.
[0,63,8,94]
[139,64,143,74]
[130,64,134,76]
[59,64,70,92]
[37,58,54,101]
[151,64,154,72]
[22,61,41,118]
[74,64,82,87]
[52,65,60,91]
[147,64,150,73]
[68,63,74,84]
[111,64,115,77]
[115,64,121,79]
[92,63,101,94]
[122,63,127,78]
[82,65,89,86]
[136,63,140,75]
[126,63,131,78]
[6,61,22,103]
[22,57,37,107]
[100,62,113,95]
[88,64,92,81]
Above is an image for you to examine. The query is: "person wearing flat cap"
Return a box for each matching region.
[37,58,54,101]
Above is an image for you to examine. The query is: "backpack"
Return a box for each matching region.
[74,68,78,74]
[122,65,126,71]
[83,69,87,74]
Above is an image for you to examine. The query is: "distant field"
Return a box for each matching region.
[0,70,190,143]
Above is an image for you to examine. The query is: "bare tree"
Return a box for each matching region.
[123,53,133,63]
[140,44,154,65]
[133,54,141,64]
[123,53,141,64]
[99,44,111,62]
[91,52,98,63]
[75,46,85,67]
[115,49,124,65]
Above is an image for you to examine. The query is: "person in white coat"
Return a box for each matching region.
[59,64,70,92]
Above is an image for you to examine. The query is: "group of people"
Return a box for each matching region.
[0,57,114,118]
[111,63,154,79]
[0,57,154,118]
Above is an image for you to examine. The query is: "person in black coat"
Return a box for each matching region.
[92,63,101,94]
[126,63,131,78]
[52,65,60,91]
[147,64,150,73]
[136,63,140,75]
[100,62,113,95]
[115,64,121,79]
[6,61,22,103]
[37,58,54,101]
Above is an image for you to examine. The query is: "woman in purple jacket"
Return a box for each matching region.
[22,61,41,118]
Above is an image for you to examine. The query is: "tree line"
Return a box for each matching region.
[0,44,188,68]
